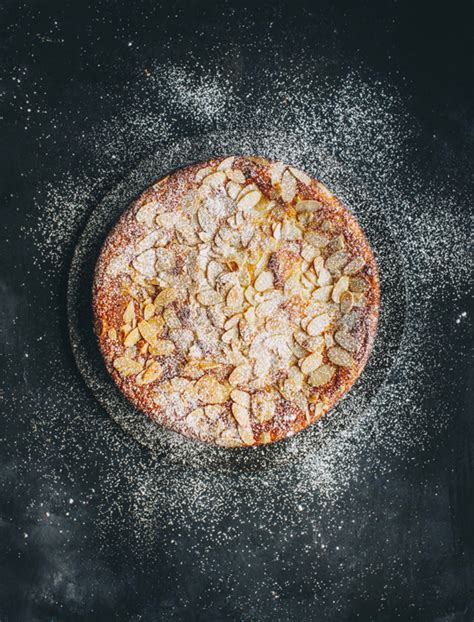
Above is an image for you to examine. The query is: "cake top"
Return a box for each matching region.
[93,156,379,447]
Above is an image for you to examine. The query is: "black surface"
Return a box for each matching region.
[1,1,473,620]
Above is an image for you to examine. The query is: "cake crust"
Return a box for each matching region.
[92,156,379,446]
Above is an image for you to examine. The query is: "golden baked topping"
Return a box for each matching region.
[93,156,379,446]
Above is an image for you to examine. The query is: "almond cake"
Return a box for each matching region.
[92,156,379,447]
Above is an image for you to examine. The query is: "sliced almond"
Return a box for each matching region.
[308,364,335,387]
[154,287,178,309]
[226,168,246,184]
[195,166,212,182]
[289,166,312,185]
[307,313,332,336]
[108,327,117,341]
[317,267,332,287]
[155,247,175,272]
[238,425,254,445]
[195,374,227,404]
[221,326,238,344]
[300,352,323,375]
[229,364,251,386]
[296,199,322,213]
[197,289,223,306]
[269,162,286,185]
[231,388,251,408]
[141,360,163,384]
[327,346,354,367]
[334,330,358,352]
[133,248,157,277]
[226,181,241,199]
[232,403,250,427]
[340,290,354,314]
[204,404,223,420]
[280,170,297,202]
[305,231,330,248]
[123,301,135,324]
[138,320,158,346]
[226,284,244,308]
[332,276,350,303]
[312,285,332,302]
[152,339,175,356]
[113,356,142,377]
[124,326,141,348]
[254,270,274,292]
[201,171,226,188]
[143,303,155,321]
[252,393,275,423]
[237,189,262,210]
[325,251,349,274]
[217,156,235,170]
[350,276,369,293]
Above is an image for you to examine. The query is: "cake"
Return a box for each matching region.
[92,156,379,446]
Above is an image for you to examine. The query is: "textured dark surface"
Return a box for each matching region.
[0,1,473,621]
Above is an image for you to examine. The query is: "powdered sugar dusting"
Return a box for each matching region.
[22,58,472,562]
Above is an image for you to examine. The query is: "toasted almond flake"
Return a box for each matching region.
[252,393,275,423]
[312,285,332,302]
[221,327,238,344]
[113,356,142,377]
[324,333,335,348]
[226,181,241,199]
[325,251,349,274]
[272,222,282,240]
[202,171,226,187]
[301,244,317,262]
[123,301,135,324]
[254,270,274,292]
[281,220,302,240]
[229,364,251,386]
[308,364,335,387]
[154,287,178,309]
[307,313,332,336]
[195,166,212,182]
[237,189,262,210]
[296,199,322,213]
[155,212,180,229]
[244,286,256,306]
[197,205,216,232]
[147,315,165,333]
[197,289,223,306]
[232,403,250,426]
[344,256,366,276]
[350,276,369,293]
[327,346,354,367]
[226,284,244,308]
[317,267,332,286]
[332,276,350,303]
[238,424,254,445]
[300,352,323,375]
[204,404,222,420]
[334,330,358,352]
[153,339,175,356]
[155,247,175,271]
[136,201,159,226]
[224,314,241,330]
[217,156,235,170]
[259,431,272,444]
[270,162,286,185]
[108,328,117,341]
[124,326,141,348]
[231,389,251,408]
[138,320,158,346]
[195,374,227,404]
[143,303,155,320]
[340,290,354,314]
[305,231,330,248]
[226,168,246,184]
[280,170,297,202]
[141,361,163,384]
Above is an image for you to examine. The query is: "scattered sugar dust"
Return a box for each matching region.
[23,56,472,565]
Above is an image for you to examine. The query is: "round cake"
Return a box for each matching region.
[93,156,379,447]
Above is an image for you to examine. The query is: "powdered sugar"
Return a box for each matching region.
[22,59,471,560]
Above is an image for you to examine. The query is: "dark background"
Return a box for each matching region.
[0,1,473,620]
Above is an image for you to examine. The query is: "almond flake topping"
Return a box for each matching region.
[96,156,377,447]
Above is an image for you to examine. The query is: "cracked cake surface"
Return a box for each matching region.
[92,156,379,447]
